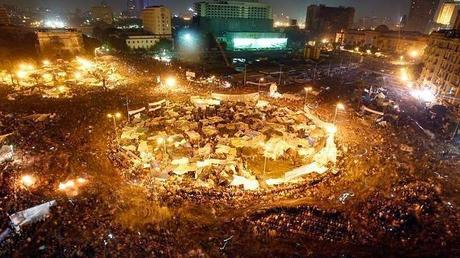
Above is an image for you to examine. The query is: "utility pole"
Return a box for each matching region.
[453,121,459,141]
[278,64,282,85]
[244,63,247,86]
[126,96,130,124]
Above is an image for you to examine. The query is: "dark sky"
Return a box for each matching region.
[2,0,410,21]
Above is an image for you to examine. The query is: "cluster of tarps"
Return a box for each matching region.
[211,92,260,103]
[0,145,14,164]
[114,96,338,191]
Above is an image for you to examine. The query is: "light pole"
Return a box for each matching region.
[304,87,312,104]
[107,112,122,140]
[313,63,318,81]
[263,155,267,176]
[244,63,247,86]
[278,64,283,85]
[259,77,265,92]
[333,103,345,124]
[157,137,167,158]
[452,121,459,141]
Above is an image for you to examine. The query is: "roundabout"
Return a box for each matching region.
[111,94,339,193]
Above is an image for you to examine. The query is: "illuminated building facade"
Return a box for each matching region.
[305,4,355,42]
[456,11,460,28]
[419,30,460,104]
[434,1,460,29]
[341,27,428,55]
[195,0,271,19]
[36,29,84,58]
[0,7,9,25]
[405,0,440,34]
[193,0,273,35]
[304,43,321,60]
[125,35,161,50]
[141,6,172,37]
[91,4,114,24]
[191,0,285,53]
[220,32,287,51]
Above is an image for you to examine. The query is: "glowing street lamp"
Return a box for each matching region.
[57,86,66,93]
[258,77,265,92]
[157,137,167,157]
[409,50,419,59]
[326,124,337,135]
[410,88,436,103]
[400,68,410,82]
[20,175,36,189]
[74,71,82,80]
[165,76,177,88]
[16,70,27,79]
[107,112,122,138]
[183,33,193,42]
[304,87,313,104]
[77,57,94,70]
[333,103,345,124]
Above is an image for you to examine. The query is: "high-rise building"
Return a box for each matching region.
[434,1,460,29]
[193,0,273,36]
[455,10,460,29]
[305,5,355,41]
[195,0,272,19]
[419,30,460,105]
[341,28,428,55]
[405,0,440,33]
[91,4,114,24]
[141,6,172,37]
[0,7,10,25]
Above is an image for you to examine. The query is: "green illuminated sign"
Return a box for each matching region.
[233,38,287,50]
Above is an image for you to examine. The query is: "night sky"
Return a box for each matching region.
[2,0,410,21]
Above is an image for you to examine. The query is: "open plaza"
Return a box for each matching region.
[0,52,459,256]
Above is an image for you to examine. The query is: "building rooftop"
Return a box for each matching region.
[432,29,460,39]
[36,28,79,33]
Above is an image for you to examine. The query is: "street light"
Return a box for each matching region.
[165,76,177,88]
[74,71,82,80]
[157,137,167,157]
[326,124,337,135]
[410,88,436,103]
[334,103,345,124]
[258,77,265,92]
[409,50,419,58]
[183,33,193,42]
[304,87,312,104]
[400,67,410,82]
[107,112,122,139]
[16,70,27,79]
[20,175,36,188]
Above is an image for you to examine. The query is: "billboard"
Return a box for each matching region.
[232,38,288,50]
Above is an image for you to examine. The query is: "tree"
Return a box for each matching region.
[152,38,173,53]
